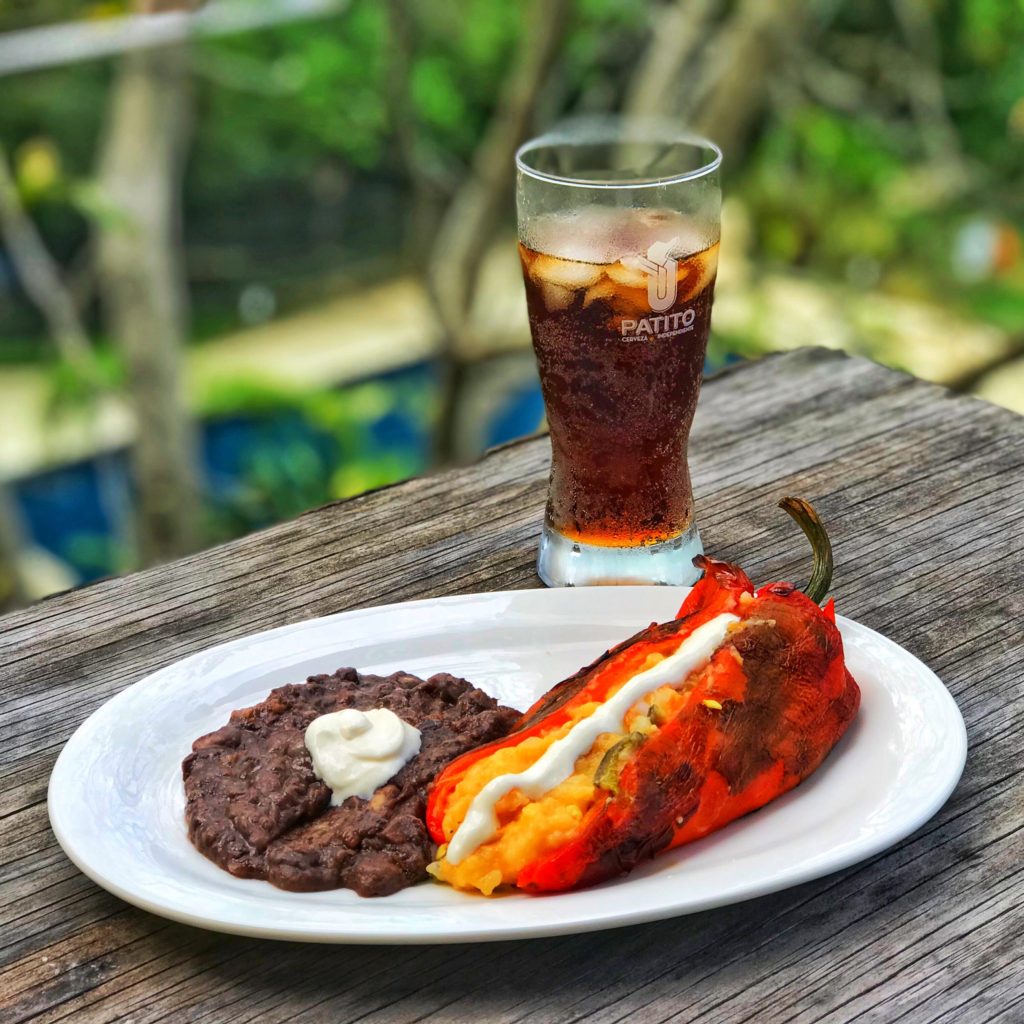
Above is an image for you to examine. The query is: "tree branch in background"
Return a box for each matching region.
[0,144,134,604]
[620,0,808,164]
[384,0,448,262]
[428,0,569,462]
[791,48,870,114]
[890,0,965,170]
[0,144,100,383]
[945,335,1024,394]
[0,145,100,605]
[680,0,805,160]
[621,0,721,124]
[96,0,201,564]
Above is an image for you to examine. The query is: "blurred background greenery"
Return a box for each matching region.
[1,0,1022,610]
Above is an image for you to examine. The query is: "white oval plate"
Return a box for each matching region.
[49,587,966,944]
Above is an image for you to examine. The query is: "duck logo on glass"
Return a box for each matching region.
[637,237,679,312]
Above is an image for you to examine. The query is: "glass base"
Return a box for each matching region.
[537,521,704,588]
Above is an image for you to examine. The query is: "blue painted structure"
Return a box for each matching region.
[12,350,741,583]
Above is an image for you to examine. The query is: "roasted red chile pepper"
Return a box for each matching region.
[427,499,861,894]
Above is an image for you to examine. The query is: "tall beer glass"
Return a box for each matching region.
[516,120,722,587]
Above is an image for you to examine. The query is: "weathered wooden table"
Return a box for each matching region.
[3,348,1022,1023]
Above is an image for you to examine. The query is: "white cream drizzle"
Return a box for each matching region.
[444,612,739,864]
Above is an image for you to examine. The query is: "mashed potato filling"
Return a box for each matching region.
[430,614,742,896]
[430,668,678,896]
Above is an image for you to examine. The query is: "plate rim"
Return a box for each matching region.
[47,586,968,944]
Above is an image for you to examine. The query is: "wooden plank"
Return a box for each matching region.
[1,348,1022,1024]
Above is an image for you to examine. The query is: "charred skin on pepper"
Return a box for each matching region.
[426,500,860,896]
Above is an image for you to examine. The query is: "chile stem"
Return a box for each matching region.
[778,497,833,605]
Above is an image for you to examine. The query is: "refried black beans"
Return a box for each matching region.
[182,668,519,897]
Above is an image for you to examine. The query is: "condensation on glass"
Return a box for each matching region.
[516,119,722,586]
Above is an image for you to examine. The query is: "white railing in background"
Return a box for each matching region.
[0,0,348,77]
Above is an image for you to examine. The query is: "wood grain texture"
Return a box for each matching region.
[2,348,1022,1024]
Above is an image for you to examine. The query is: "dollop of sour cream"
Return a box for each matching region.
[305,708,421,804]
[444,612,740,865]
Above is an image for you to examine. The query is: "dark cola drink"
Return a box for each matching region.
[520,207,718,549]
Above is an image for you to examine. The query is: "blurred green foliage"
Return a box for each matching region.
[737,4,1023,307]
[194,4,391,182]
[2,0,1020,338]
[200,374,430,544]
[1,0,1023,597]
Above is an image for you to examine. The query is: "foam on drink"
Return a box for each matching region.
[522,207,714,266]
